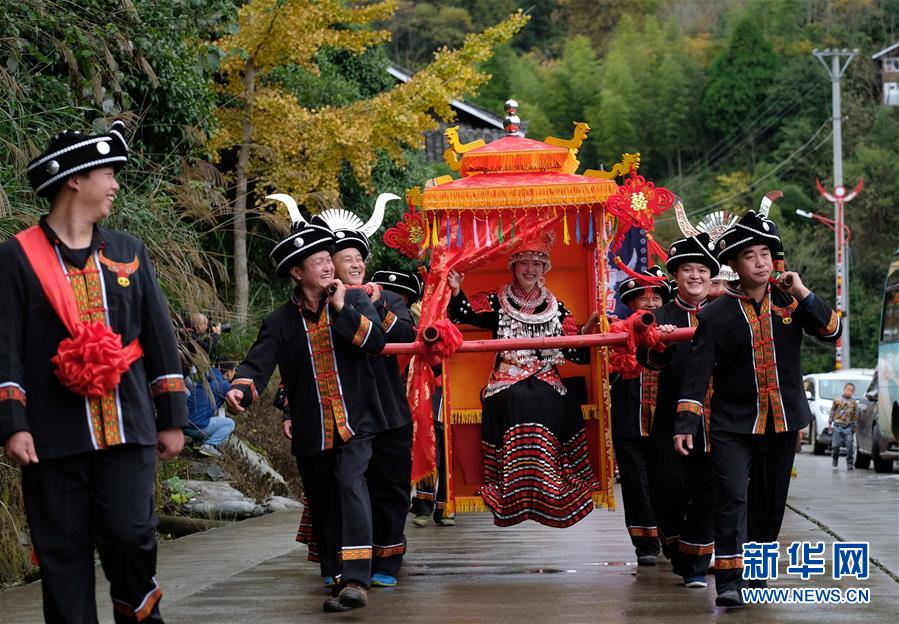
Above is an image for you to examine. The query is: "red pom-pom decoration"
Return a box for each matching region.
[51,321,143,397]
[607,313,666,378]
[422,320,464,366]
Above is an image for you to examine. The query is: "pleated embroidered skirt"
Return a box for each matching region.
[479,377,598,527]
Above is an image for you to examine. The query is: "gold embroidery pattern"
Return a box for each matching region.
[351,314,372,347]
[373,544,406,558]
[740,296,786,434]
[627,526,659,538]
[715,556,743,570]
[678,541,715,556]
[0,385,26,406]
[640,369,658,437]
[381,310,397,332]
[151,377,186,397]
[66,258,122,447]
[816,310,840,337]
[340,546,372,561]
[677,400,703,416]
[306,311,352,449]
[98,250,139,287]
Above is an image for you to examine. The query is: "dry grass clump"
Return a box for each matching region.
[0,455,38,587]
[228,382,303,499]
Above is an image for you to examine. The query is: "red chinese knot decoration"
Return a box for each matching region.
[606,169,675,261]
[384,201,428,259]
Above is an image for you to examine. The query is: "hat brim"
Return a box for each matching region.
[28,123,129,198]
[271,227,336,277]
[333,234,370,260]
[620,283,670,304]
[666,253,720,278]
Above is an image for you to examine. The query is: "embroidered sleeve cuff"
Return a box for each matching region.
[381,310,397,333]
[674,408,702,437]
[352,314,374,347]
[150,375,186,398]
[0,382,26,406]
[815,310,841,339]
[148,375,189,429]
[231,378,258,410]
[677,400,703,416]
[0,386,29,446]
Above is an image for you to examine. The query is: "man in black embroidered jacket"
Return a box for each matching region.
[0,122,187,623]
[609,265,671,566]
[225,219,387,613]
[315,211,416,588]
[674,210,841,607]
[638,233,719,589]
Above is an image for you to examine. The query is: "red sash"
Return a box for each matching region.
[15,225,142,397]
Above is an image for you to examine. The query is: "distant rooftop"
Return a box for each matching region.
[872,41,899,60]
[386,64,504,130]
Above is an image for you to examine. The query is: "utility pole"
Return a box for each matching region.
[813,48,861,370]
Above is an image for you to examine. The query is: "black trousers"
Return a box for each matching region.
[649,420,716,578]
[410,422,448,522]
[710,427,798,593]
[410,387,448,523]
[366,422,413,577]
[22,445,163,624]
[612,436,660,557]
[296,432,375,587]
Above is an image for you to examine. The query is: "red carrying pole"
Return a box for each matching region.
[381,326,695,355]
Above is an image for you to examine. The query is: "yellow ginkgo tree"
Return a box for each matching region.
[208,0,528,322]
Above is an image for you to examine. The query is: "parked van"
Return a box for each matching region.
[803,370,873,455]
[856,249,899,472]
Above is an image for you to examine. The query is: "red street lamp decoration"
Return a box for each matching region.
[814,177,863,369]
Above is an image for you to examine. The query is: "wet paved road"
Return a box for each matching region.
[2,450,896,623]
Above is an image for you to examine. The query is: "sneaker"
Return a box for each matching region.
[324,576,336,589]
[412,514,429,527]
[198,444,223,459]
[437,516,455,526]
[683,575,708,588]
[371,573,397,587]
[715,589,744,608]
[637,554,658,566]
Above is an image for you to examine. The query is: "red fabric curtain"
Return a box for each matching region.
[408,210,564,481]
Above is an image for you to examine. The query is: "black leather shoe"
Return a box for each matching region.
[337,583,368,609]
[323,598,352,613]
[715,589,744,608]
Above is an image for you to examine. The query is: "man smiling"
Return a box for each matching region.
[0,121,187,623]
[674,209,841,608]
[225,212,387,613]
[310,196,415,590]
[640,232,720,590]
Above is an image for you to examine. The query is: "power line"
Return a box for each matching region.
[681,98,800,177]
[689,92,795,162]
[682,119,832,217]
